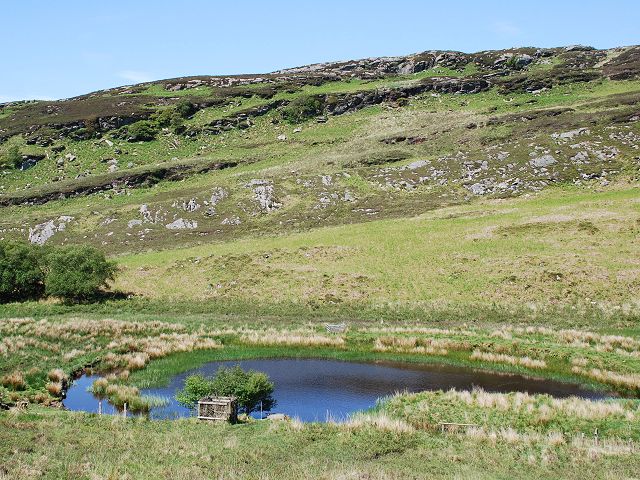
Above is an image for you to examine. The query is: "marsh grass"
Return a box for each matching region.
[45,381,63,396]
[1,372,25,390]
[382,388,640,440]
[240,331,346,347]
[469,350,547,369]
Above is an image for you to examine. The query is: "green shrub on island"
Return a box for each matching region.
[177,365,276,415]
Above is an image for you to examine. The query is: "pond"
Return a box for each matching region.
[64,358,609,422]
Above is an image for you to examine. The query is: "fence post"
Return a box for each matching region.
[124,402,127,418]
[98,400,102,416]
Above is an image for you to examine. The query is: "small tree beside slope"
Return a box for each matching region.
[44,245,117,302]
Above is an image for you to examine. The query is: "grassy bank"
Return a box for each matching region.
[1,405,639,480]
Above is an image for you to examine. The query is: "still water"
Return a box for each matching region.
[64,358,608,422]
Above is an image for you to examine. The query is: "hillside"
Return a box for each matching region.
[3,44,640,480]
[2,45,640,309]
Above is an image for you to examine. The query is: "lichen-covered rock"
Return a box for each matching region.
[165,218,198,230]
[221,216,241,225]
[139,204,165,224]
[530,155,557,168]
[28,216,73,245]
[173,198,201,212]
[246,180,281,212]
[203,188,227,216]
[552,128,590,141]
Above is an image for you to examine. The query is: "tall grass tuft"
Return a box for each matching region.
[1,372,26,390]
[470,350,547,369]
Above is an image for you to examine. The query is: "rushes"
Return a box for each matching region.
[341,413,415,433]
[90,378,165,413]
[47,368,68,383]
[124,353,150,370]
[1,372,25,390]
[385,388,639,431]
[102,334,222,370]
[470,350,547,369]
[241,331,345,347]
[45,382,63,396]
[572,367,640,392]
[373,336,468,355]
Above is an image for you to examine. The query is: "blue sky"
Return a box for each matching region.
[2,0,638,102]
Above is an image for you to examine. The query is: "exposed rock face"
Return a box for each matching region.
[193,101,285,137]
[221,216,241,225]
[28,216,73,245]
[138,204,161,224]
[247,180,281,212]
[530,155,557,168]
[552,128,590,141]
[165,218,198,230]
[19,154,46,171]
[325,78,491,116]
[173,198,201,212]
[204,188,227,216]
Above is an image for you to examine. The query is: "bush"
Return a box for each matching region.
[177,365,276,415]
[0,241,46,302]
[0,145,22,170]
[175,100,196,119]
[44,245,117,301]
[127,120,158,142]
[281,95,324,123]
[175,374,214,408]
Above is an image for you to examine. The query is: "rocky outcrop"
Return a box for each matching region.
[28,216,73,245]
[325,77,491,116]
[165,218,198,230]
[246,179,281,212]
[0,159,240,207]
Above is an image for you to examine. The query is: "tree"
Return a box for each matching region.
[176,365,276,415]
[44,245,117,301]
[0,241,46,302]
[175,374,213,408]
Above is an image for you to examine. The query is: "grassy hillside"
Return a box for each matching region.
[0,46,639,267]
[114,183,640,306]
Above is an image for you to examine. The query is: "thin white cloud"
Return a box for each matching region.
[117,70,154,84]
[491,21,522,37]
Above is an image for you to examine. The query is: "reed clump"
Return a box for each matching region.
[470,350,547,369]
[47,368,68,383]
[241,331,345,347]
[45,382,63,396]
[373,336,469,355]
[340,413,415,433]
[1,371,26,390]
